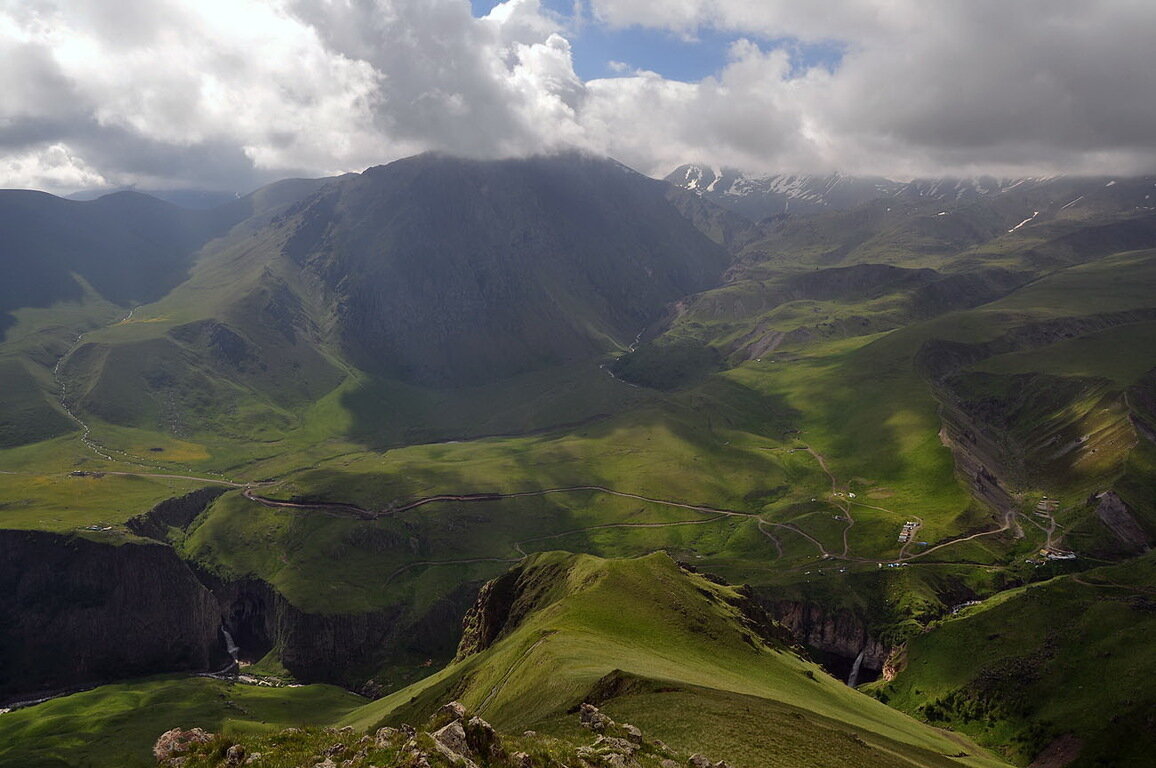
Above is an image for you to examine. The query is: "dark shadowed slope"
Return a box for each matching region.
[280,152,730,386]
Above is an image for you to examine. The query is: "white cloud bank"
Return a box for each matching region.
[2,0,1156,193]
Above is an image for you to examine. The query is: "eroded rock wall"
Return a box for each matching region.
[767,599,889,682]
[0,530,223,699]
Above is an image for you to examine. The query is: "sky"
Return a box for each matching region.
[3,0,1156,194]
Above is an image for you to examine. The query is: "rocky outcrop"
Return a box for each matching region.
[936,368,1137,514]
[155,700,699,768]
[881,644,908,682]
[0,530,224,700]
[580,702,614,732]
[1094,492,1151,554]
[154,727,214,764]
[455,557,573,660]
[768,600,888,683]
[936,397,1018,514]
[126,487,228,542]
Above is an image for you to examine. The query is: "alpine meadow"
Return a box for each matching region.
[2,2,1156,768]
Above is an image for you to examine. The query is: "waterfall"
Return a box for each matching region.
[847,648,867,687]
[222,627,240,661]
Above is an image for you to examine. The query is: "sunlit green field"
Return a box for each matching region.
[0,676,364,768]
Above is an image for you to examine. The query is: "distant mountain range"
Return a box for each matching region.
[4,151,1156,768]
[66,188,243,210]
[664,163,1058,221]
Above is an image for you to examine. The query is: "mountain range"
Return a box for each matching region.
[1,152,1155,768]
[663,164,1079,222]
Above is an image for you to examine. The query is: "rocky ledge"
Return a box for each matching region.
[155,700,733,768]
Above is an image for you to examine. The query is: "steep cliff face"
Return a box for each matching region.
[455,557,573,660]
[0,521,478,700]
[270,596,408,685]
[768,600,889,683]
[0,530,224,699]
[206,576,477,690]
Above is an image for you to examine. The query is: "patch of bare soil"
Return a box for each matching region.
[1030,733,1084,768]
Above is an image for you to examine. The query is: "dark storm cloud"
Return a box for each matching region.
[3,0,1156,193]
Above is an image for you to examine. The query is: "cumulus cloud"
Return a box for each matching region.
[588,0,1156,176]
[0,0,584,192]
[0,142,108,189]
[1,0,1155,193]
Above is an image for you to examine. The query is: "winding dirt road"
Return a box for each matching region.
[31,451,1026,579]
[240,475,1022,572]
[802,445,856,557]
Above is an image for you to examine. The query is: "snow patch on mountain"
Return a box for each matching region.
[666,163,1044,221]
[665,164,904,220]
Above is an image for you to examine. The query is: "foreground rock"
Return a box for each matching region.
[154,728,213,764]
[155,700,730,768]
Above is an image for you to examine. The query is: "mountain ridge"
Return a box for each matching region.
[664,163,1076,223]
[3,152,1156,768]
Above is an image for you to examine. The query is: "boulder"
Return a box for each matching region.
[433,720,470,754]
[153,728,214,764]
[465,715,505,760]
[579,703,614,732]
[594,736,638,756]
[431,720,479,768]
[440,701,469,720]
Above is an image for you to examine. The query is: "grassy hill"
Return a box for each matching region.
[341,552,1007,768]
[868,553,1156,767]
[0,676,364,768]
[4,163,1156,766]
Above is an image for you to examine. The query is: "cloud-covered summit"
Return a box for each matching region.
[3,0,1155,194]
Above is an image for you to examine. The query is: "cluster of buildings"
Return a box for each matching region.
[897,520,919,543]
[1039,546,1077,561]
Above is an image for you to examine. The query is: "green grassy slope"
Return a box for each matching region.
[4,168,1156,768]
[869,553,1156,767]
[0,676,364,768]
[345,552,1008,768]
